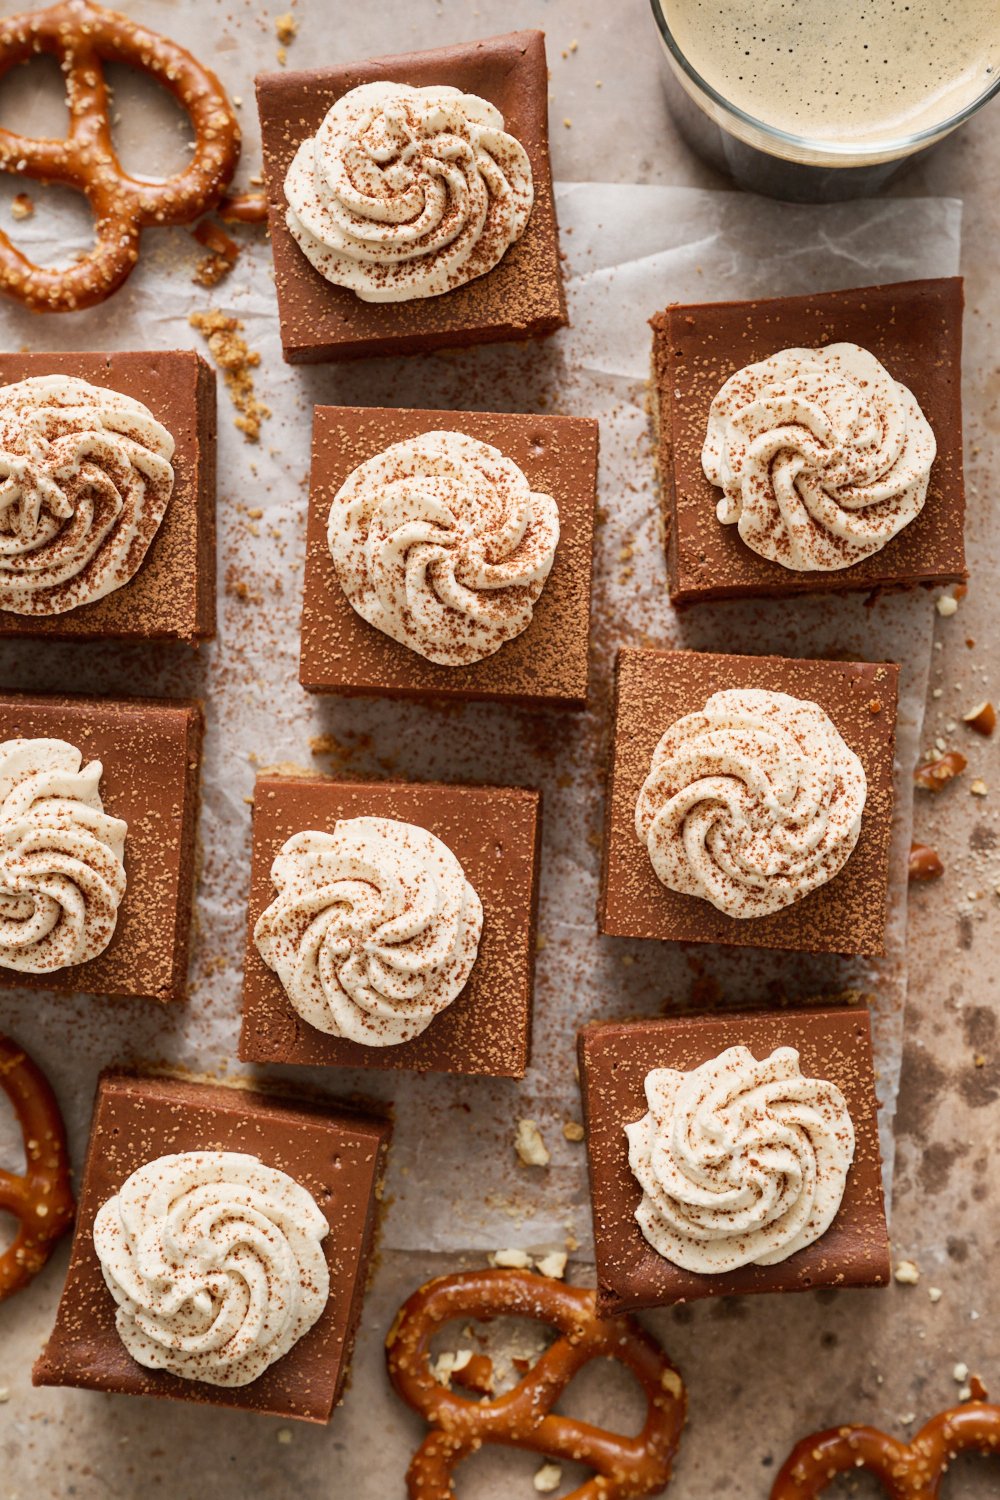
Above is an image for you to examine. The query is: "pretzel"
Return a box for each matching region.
[217,191,269,225]
[0,1034,75,1299]
[385,1268,686,1500]
[771,1400,1000,1499]
[0,0,242,311]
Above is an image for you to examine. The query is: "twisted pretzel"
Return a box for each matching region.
[0,0,242,310]
[385,1268,686,1499]
[0,1034,75,1300]
[771,1401,1000,1498]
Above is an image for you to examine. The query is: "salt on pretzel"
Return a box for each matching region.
[385,1268,686,1500]
[771,1400,1000,1499]
[0,0,243,310]
[0,1034,75,1299]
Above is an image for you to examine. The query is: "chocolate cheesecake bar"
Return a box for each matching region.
[33,1072,390,1422]
[257,31,567,363]
[300,405,598,707]
[0,693,203,1001]
[0,350,216,643]
[240,776,542,1077]
[578,1007,890,1315]
[651,277,966,603]
[601,648,898,956]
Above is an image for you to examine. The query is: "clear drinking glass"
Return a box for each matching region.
[650,0,1000,201]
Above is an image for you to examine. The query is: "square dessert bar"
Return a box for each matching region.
[300,406,599,707]
[256,30,567,362]
[651,277,966,603]
[0,350,216,643]
[240,775,542,1076]
[0,693,203,1001]
[578,1007,890,1315]
[601,649,898,956]
[33,1071,391,1423]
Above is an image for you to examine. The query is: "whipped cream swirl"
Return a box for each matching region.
[0,375,175,615]
[328,429,559,665]
[635,689,866,919]
[626,1046,855,1273]
[284,81,534,302]
[254,816,483,1045]
[0,738,127,972]
[703,343,936,571]
[93,1150,330,1387]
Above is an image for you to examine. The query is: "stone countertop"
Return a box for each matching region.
[0,0,997,1495]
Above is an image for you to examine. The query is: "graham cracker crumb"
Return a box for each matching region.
[189,310,271,443]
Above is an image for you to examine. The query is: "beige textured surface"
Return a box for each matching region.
[0,1,997,1496]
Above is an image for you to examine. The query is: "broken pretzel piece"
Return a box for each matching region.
[914,750,967,791]
[909,843,944,882]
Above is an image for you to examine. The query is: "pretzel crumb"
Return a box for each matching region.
[191,218,240,286]
[431,1348,472,1385]
[451,1352,494,1395]
[963,700,997,736]
[562,1119,585,1142]
[535,1251,567,1280]
[275,12,298,44]
[514,1119,550,1167]
[534,1463,562,1493]
[894,1259,920,1285]
[189,309,270,442]
[10,192,33,221]
[490,1248,532,1270]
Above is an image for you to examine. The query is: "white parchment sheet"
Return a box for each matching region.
[0,187,960,1273]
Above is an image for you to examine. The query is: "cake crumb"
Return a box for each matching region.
[514,1119,550,1167]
